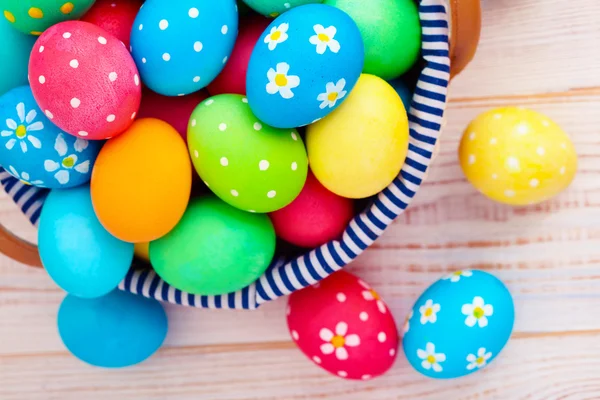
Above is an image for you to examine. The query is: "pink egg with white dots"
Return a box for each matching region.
[29,21,141,140]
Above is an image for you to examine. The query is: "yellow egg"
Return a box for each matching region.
[134,242,150,262]
[306,74,409,199]
[458,107,577,205]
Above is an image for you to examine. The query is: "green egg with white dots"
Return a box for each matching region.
[188,94,308,213]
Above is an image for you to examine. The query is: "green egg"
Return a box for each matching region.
[241,0,323,17]
[188,94,308,213]
[0,17,35,96]
[150,196,276,296]
[2,0,96,36]
[324,0,421,80]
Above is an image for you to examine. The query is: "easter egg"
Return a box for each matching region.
[0,86,102,188]
[130,0,238,96]
[246,3,364,128]
[269,171,354,248]
[0,18,36,96]
[287,270,399,380]
[81,0,143,49]
[188,94,308,213]
[91,118,192,243]
[58,290,168,368]
[150,196,276,296]
[403,270,514,379]
[388,78,412,112]
[207,15,270,96]
[324,0,421,80]
[137,88,208,140]
[2,0,96,36]
[241,0,323,17]
[38,185,134,298]
[458,107,578,206]
[306,74,409,199]
[29,21,141,140]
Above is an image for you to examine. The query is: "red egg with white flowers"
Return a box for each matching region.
[81,0,144,49]
[29,21,141,140]
[287,270,399,380]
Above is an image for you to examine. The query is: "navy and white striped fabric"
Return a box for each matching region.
[0,0,450,310]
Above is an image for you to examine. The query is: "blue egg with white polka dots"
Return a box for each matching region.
[130,0,238,96]
[402,270,515,379]
[0,86,102,189]
[246,4,364,128]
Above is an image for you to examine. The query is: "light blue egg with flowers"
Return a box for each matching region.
[130,0,238,96]
[402,270,515,379]
[0,86,102,189]
[246,3,364,128]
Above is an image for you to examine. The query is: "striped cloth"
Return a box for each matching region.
[0,0,450,310]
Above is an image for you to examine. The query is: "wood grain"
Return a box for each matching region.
[2,0,600,398]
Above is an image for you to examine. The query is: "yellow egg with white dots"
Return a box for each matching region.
[458,107,577,206]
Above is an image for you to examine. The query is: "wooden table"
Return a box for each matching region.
[2,0,600,398]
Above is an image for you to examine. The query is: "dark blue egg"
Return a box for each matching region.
[130,0,238,96]
[58,290,168,368]
[246,4,364,128]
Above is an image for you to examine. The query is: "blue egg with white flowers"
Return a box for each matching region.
[58,290,168,368]
[402,270,515,379]
[130,0,238,96]
[246,4,364,128]
[0,86,102,189]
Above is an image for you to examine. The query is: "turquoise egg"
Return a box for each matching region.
[58,290,168,368]
[402,270,515,379]
[0,17,36,96]
[0,86,102,189]
[38,185,134,298]
[246,3,364,128]
[130,0,238,96]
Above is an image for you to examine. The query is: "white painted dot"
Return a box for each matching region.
[106,114,116,122]
[337,371,348,378]
[194,150,199,158]
[491,173,498,180]
[242,97,248,103]
[69,59,79,68]
[529,178,539,187]
[490,137,497,145]
[78,131,88,137]
[162,53,171,61]
[131,112,136,120]
[389,348,396,356]
[205,99,214,106]
[506,156,520,171]
[220,157,229,166]
[142,57,147,64]
[504,189,516,197]
[378,332,387,343]
[312,356,321,364]
[219,123,227,131]
[193,76,200,83]
[231,189,239,197]
[253,122,262,131]
[537,146,546,156]
[45,110,53,119]
[159,19,169,30]
[138,24,143,31]
[468,154,475,165]
[291,162,298,171]
[38,75,45,84]
[560,166,566,175]
[359,312,368,321]
[222,56,228,64]
[109,72,117,82]
[259,160,269,171]
[98,36,107,45]
[38,46,44,53]
[70,98,80,108]
[267,190,276,198]
[221,25,228,34]
[191,119,197,127]
[336,293,346,302]
[63,32,71,39]
[517,124,529,135]
[189,7,199,18]
[362,375,371,380]
[291,330,299,341]
[134,74,140,86]
[469,132,475,140]
[291,132,297,141]
[194,41,203,52]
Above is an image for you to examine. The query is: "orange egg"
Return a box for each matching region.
[91,118,192,242]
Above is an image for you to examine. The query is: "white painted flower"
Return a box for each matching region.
[317,78,347,109]
[403,309,413,334]
[264,23,289,50]
[358,279,386,314]
[7,165,44,186]
[466,347,492,370]
[1,102,43,153]
[417,342,445,372]
[309,24,340,54]
[44,134,91,185]
[443,269,473,283]
[461,296,494,328]
[419,299,441,324]
[319,321,360,361]
[266,62,300,99]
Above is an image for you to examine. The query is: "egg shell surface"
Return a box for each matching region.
[188,94,308,213]
[0,86,102,188]
[29,21,141,140]
[81,0,143,49]
[150,196,276,296]
[91,118,192,243]
[306,74,409,198]
[242,0,324,17]
[246,3,364,128]
[0,18,36,96]
[130,0,238,96]
[2,0,96,36]
[58,290,168,368]
[287,270,399,380]
[402,270,515,379]
[38,185,134,298]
